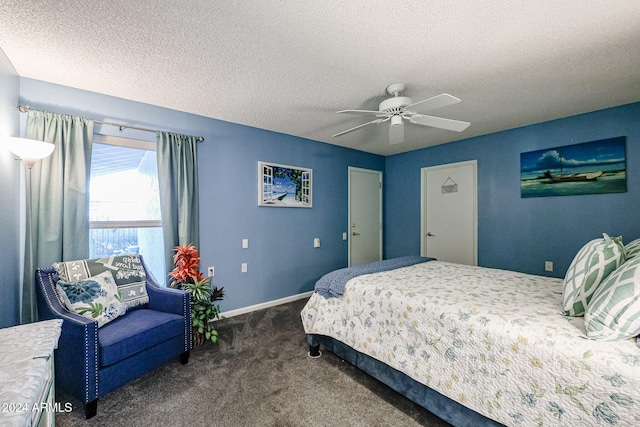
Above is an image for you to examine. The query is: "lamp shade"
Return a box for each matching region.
[6,137,55,168]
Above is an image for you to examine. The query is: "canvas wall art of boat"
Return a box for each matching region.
[520,137,626,198]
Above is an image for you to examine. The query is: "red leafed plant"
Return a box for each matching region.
[169,243,205,285]
[169,243,224,346]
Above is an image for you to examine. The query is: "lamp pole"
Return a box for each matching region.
[23,163,36,323]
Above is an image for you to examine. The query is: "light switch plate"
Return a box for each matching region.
[242,239,249,249]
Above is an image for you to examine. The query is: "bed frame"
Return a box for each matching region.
[308,334,503,427]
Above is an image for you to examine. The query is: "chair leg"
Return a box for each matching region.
[180,350,190,365]
[84,399,98,419]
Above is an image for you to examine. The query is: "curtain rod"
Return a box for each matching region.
[17,105,205,142]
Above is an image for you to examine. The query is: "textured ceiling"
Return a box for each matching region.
[1,1,639,156]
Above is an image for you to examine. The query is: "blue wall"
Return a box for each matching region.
[0,47,21,328]
[385,102,640,277]
[18,78,385,314]
[9,76,640,322]
[199,124,385,308]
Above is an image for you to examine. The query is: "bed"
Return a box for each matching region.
[301,254,640,427]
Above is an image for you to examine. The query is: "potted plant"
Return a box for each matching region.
[169,243,224,347]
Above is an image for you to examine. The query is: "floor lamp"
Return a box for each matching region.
[5,136,55,323]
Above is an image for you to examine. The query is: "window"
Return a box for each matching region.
[89,135,165,282]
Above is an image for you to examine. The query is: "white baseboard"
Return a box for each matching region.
[219,291,314,319]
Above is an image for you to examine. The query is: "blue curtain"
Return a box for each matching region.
[156,131,200,282]
[23,110,94,323]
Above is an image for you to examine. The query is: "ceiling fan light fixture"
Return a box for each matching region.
[390,115,403,127]
[334,83,470,145]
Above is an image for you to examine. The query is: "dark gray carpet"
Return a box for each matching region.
[55,297,453,426]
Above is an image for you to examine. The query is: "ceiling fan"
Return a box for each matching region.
[333,83,470,145]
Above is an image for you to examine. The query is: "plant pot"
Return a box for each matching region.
[192,327,205,348]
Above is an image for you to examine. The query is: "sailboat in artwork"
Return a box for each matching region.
[542,148,603,182]
[543,170,603,182]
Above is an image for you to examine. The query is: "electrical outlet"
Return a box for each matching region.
[207,266,214,277]
[242,239,249,249]
[545,261,553,272]
[342,232,347,241]
[241,263,247,273]
[314,238,320,248]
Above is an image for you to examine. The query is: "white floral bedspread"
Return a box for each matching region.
[0,319,62,427]
[301,261,640,426]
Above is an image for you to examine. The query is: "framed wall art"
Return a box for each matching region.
[520,136,626,198]
[258,161,312,207]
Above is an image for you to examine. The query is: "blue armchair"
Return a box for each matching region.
[35,255,192,418]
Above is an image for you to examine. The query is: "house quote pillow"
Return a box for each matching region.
[53,254,149,310]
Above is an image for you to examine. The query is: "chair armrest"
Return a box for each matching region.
[146,280,191,315]
[35,267,99,404]
[139,255,190,316]
[141,261,192,351]
[55,313,99,404]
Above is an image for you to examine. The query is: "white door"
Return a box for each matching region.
[349,167,382,267]
[421,160,477,265]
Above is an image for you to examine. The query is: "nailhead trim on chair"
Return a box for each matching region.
[184,292,191,350]
[93,326,98,401]
[85,326,89,403]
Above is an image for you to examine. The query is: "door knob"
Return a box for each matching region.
[352,232,360,236]
[426,232,434,237]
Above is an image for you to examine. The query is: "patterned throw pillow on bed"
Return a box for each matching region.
[562,233,625,317]
[625,238,640,261]
[585,256,640,340]
[56,270,127,327]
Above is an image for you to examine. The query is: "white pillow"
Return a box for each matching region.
[56,270,127,327]
[625,238,640,261]
[585,256,640,340]
[562,233,625,317]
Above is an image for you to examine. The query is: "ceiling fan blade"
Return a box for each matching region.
[332,117,388,138]
[410,114,471,132]
[337,109,386,116]
[405,93,461,114]
[389,121,404,145]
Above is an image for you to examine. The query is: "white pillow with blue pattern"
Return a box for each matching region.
[585,256,640,340]
[56,270,127,327]
[562,233,625,317]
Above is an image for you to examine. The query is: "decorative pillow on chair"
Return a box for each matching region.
[625,238,640,261]
[562,233,625,317]
[56,270,127,327]
[585,256,640,340]
[53,254,149,309]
